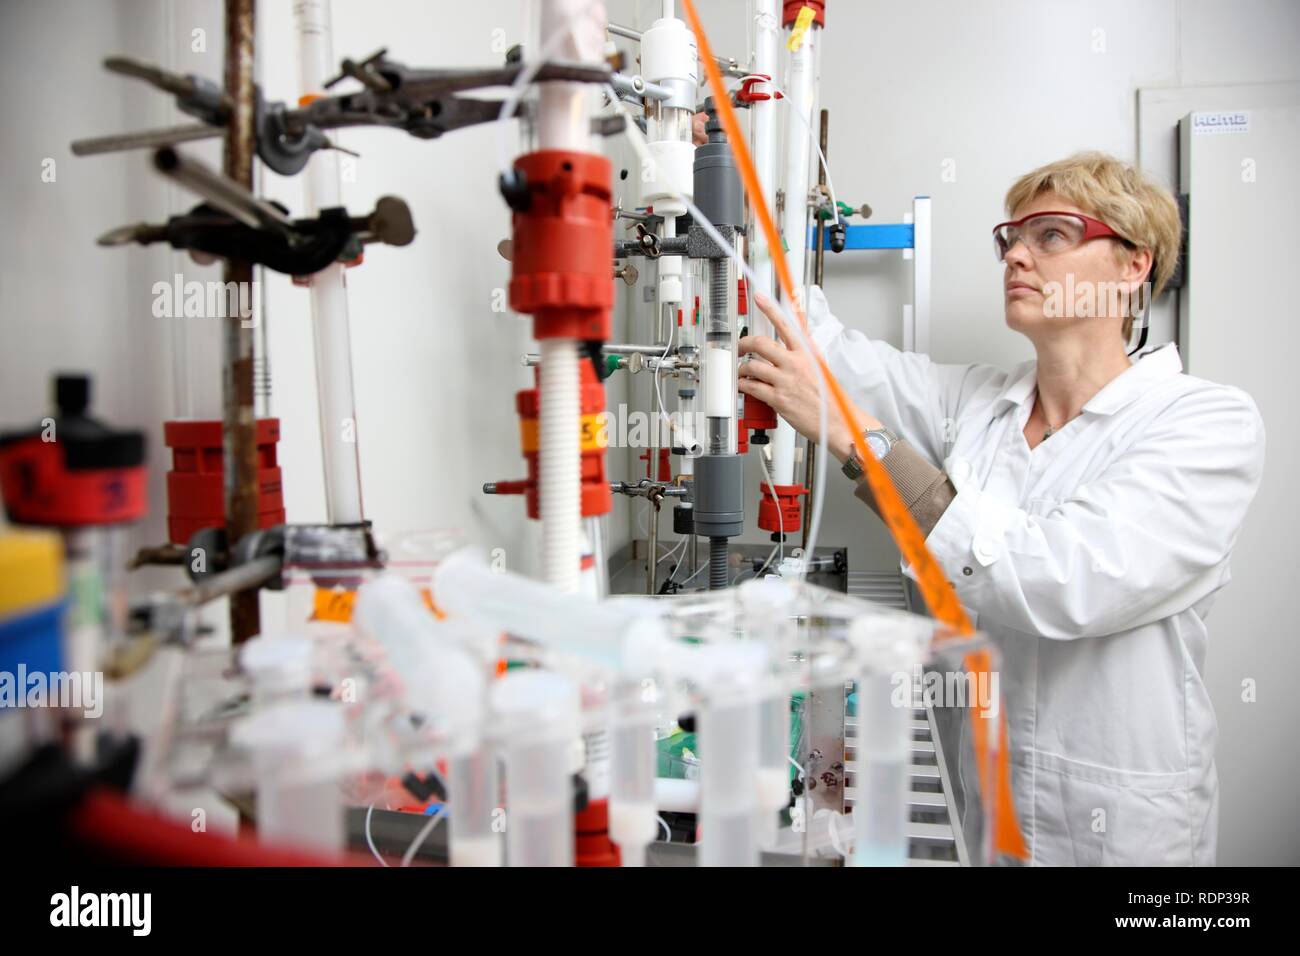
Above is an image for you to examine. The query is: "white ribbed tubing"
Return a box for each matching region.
[538,338,582,592]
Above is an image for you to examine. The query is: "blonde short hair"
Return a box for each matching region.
[1005,152,1182,338]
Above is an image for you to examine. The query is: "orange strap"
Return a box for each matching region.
[681,0,1026,860]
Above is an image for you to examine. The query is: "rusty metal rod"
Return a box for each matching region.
[223,0,261,643]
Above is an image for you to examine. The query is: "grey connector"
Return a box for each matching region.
[692,97,744,228]
[693,454,744,539]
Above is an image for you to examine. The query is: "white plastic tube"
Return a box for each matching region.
[295,0,363,524]
[694,641,769,867]
[609,681,660,866]
[749,0,780,315]
[740,577,794,847]
[533,0,605,592]
[851,670,909,867]
[537,0,602,152]
[433,549,668,674]
[773,18,820,487]
[704,345,734,418]
[538,338,582,592]
[491,670,580,867]
[353,575,498,867]
[847,616,928,867]
[232,700,345,854]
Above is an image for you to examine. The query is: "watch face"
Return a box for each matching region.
[866,431,890,458]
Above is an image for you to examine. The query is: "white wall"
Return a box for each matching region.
[2,0,1296,863]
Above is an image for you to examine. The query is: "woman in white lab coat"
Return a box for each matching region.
[739,152,1266,866]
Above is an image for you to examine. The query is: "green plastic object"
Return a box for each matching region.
[817,200,857,221]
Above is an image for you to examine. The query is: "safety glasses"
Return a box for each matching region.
[992,211,1127,262]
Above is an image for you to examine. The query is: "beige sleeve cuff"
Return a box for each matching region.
[852,440,956,538]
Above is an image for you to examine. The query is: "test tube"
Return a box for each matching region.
[609,678,661,866]
[696,642,769,866]
[848,616,924,867]
[231,700,345,854]
[491,670,580,867]
[447,744,503,867]
[851,668,909,866]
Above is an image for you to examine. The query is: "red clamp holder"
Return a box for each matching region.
[492,148,614,522]
[164,418,285,545]
[758,482,808,535]
[639,447,672,482]
[735,74,780,105]
[783,0,826,27]
[0,374,147,528]
[575,798,620,867]
[491,361,611,520]
[508,150,614,341]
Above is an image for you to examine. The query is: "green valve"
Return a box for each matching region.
[601,353,622,380]
[817,200,857,221]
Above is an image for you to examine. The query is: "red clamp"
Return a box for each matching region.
[782,1,826,27]
[758,482,808,535]
[738,388,778,455]
[163,418,285,545]
[736,74,779,105]
[508,150,614,342]
[639,447,672,483]
[491,361,611,520]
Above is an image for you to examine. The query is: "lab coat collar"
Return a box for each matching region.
[994,342,1184,416]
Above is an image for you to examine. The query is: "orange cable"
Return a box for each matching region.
[680,0,1026,860]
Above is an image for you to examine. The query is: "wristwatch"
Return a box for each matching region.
[841,427,900,481]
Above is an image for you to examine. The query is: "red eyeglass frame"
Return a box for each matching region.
[991,211,1128,260]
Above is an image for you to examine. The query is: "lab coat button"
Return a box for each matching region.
[962,566,973,576]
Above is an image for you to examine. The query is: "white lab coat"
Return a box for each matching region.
[807,286,1266,866]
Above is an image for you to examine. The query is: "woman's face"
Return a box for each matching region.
[1001,191,1149,338]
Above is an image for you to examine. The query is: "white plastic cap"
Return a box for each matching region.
[490,670,580,746]
[232,699,344,760]
[240,635,313,699]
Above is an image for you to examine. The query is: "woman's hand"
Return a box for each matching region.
[738,291,881,462]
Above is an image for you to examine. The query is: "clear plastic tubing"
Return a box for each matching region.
[353,575,496,866]
[741,578,795,847]
[774,14,821,485]
[295,0,363,523]
[748,0,780,316]
[609,681,660,866]
[851,669,909,867]
[697,642,769,867]
[433,549,668,674]
[232,700,345,854]
[491,670,581,867]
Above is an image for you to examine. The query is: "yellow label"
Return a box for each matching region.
[519,414,608,454]
[786,5,816,51]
